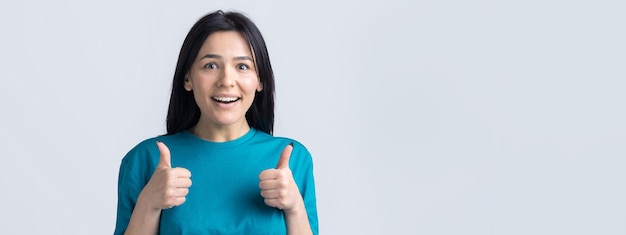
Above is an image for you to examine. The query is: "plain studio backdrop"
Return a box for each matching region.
[0,0,624,234]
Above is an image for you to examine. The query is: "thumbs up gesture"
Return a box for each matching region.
[259,143,303,212]
[138,141,192,210]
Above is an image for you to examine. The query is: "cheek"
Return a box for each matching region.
[190,75,217,92]
[241,76,261,92]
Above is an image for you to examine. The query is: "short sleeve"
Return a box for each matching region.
[113,140,158,235]
[290,142,319,235]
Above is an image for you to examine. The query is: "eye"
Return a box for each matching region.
[237,64,249,71]
[203,63,218,69]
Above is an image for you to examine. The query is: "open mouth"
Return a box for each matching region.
[212,97,241,104]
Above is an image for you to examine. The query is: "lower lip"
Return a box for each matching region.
[213,99,239,109]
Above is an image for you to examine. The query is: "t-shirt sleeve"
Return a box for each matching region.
[291,142,319,235]
[114,142,156,235]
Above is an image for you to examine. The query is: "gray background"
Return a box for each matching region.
[1,0,625,234]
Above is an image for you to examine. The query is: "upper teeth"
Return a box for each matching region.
[214,97,238,102]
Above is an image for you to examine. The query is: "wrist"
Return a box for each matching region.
[284,200,307,218]
[136,192,162,213]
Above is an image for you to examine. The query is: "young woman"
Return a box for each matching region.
[114,10,318,235]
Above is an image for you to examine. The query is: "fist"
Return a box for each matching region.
[259,144,302,211]
[140,141,192,210]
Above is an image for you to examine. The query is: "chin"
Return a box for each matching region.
[212,117,245,127]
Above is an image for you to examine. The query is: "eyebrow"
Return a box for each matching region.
[200,54,254,61]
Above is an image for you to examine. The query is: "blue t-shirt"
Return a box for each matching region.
[114,128,318,234]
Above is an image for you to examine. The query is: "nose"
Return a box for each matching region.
[217,66,235,88]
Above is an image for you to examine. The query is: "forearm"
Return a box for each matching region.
[284,200,313,235]
[124,194,162,235]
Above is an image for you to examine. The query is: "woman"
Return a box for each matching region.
[114,10,318,235]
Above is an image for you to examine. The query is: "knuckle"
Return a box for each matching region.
[279,170,290,178]
[278,190,287,198]
[166,188,175,196]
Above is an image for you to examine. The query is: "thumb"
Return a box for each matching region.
[156,141,171,168]
[276,143,293,169]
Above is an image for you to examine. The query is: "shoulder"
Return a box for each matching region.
[254,131,315,171]
[120,133,187,171]
[276,137,311,157]
[251,130,311,155]
[127,132,187,152]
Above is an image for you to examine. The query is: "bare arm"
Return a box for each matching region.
[124,194,162,235]
[283,198,313,235]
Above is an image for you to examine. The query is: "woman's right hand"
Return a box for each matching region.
[138,141,192,210]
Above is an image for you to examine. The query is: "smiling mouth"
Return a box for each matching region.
[212,97,241,104]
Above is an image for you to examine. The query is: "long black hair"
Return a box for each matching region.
[166,10,275,135]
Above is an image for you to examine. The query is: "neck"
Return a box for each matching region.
[190,118,251,142]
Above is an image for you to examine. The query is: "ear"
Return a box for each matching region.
[184,74,193,91]
[256,80,263,92]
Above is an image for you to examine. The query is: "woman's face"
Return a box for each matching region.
[185,31,262,129]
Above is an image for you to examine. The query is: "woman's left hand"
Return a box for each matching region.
[259,144,304,213]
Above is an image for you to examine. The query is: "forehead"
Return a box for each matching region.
[198,31,252,56]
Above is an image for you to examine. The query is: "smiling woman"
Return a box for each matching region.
[183,31,263,141]
[114,10,318,235]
